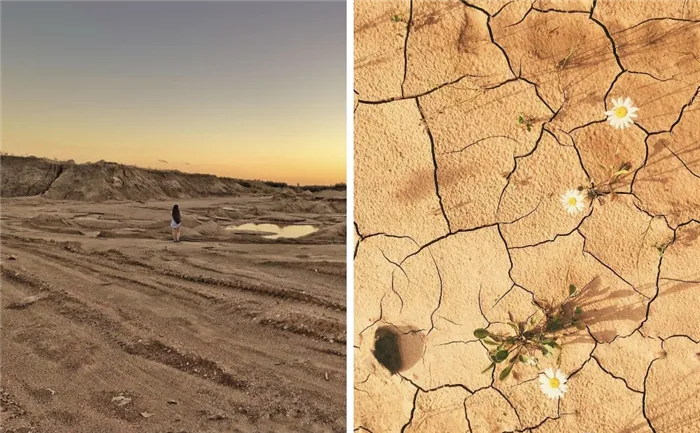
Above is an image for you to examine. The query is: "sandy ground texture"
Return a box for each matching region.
[354,0,699,432]
[0,193,346,433]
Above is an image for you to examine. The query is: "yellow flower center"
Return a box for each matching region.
[615,106,628,118]
[568,197,578,206]
[549,377,560,389]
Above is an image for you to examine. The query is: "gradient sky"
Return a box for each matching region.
[1,1,346,185]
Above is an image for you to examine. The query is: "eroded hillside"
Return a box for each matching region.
[1,155,342,202]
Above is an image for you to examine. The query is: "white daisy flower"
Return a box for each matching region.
[605,97,638,129]
[560,189,585,215]
[539,368,568,399]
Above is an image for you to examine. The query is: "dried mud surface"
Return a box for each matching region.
[0,195,345,433]
[354,1,700,432]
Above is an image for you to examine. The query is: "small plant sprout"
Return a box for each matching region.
[391,14,405,23]
[517,113,535,132]
[654,241,670,257]
[605,97,638,129]
[557,46,577,70]
[578,160,634,205]
[474,283,587,381]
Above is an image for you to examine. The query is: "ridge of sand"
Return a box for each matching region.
[1,155,345,202]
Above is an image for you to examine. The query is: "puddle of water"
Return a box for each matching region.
[227,223,317,239]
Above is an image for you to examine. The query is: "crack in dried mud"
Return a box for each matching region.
[641,353,663,433]
[613,16,700,35]
[399,388,420,433]
[590,354,643,394]
[416,98,453,232]
[358,72,490,105]
[401,0,414,98]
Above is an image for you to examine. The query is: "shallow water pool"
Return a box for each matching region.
[227,223,317,239]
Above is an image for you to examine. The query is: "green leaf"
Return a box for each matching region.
[575,306,583,315]
[613,169,629,177]
[543,340,561,350]
[483,338,498,346]
[546,315,564,331]
[569,284,576,296]
[473,328,489,339]
[519,355,527,363]
[495,350,509,363]
[481,362,495,374]
[499,364,513,380]
[508,322,519,334]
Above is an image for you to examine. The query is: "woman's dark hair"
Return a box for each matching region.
[172,205,181,224]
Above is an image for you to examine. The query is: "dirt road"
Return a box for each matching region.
[0,196,346,433]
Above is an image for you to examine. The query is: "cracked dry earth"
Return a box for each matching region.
[353,1,700,432]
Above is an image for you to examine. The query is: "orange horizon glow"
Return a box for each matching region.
[0,145,345,186]
[1,110,346,184]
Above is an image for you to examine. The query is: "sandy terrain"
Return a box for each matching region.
[354,1,699,432]
[0,185,346,431]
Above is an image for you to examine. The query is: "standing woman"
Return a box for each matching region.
[171,204,182,242]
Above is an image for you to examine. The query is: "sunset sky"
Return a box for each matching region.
[1,1,346,185]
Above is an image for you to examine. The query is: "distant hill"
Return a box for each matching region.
[0,155,346,201]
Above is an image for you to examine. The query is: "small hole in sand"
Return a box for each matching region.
[373,325,425,374]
